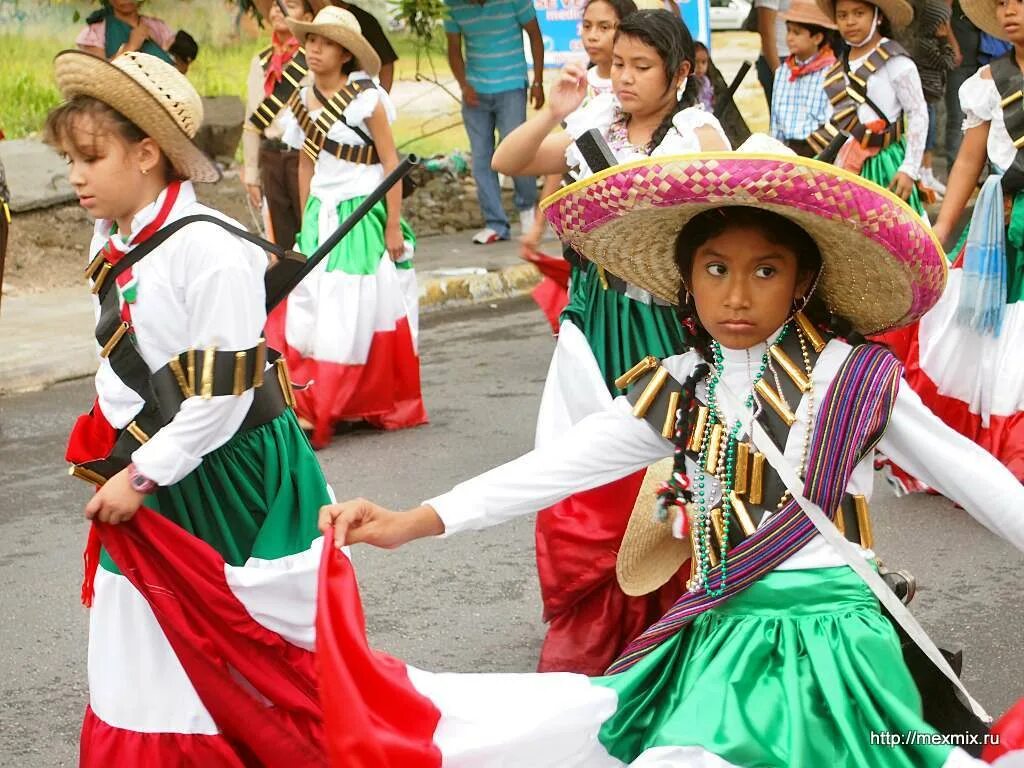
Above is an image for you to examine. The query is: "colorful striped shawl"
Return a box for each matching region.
[607,343,903,675]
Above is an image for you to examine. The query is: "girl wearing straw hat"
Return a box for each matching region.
[45,51,335,763]
[269,4,427,448]
[813,0,929,214]
[320,137,1024,766]
[494,10,731,676]
[875,0,1024,490]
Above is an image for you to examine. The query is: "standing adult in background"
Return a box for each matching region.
[445,0,545,245]
[76,0,174,63]
[945,0,979,167]
[244,0,321,248]
[755,0,791,111]
[329,1,400,91]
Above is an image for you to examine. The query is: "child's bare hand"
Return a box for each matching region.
[547,63,588,122]
[318,500,444,548]
[84,468,144,525]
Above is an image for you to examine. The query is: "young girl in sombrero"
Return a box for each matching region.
[45,50,334,764]
[493,9,732,676]
[813,0,929,214]
[876,0,1024,491]
[319,137,1024,767]
[270,4,426,448]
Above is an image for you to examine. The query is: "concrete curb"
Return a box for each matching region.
[419,262,540,312]
[0,263,543,396]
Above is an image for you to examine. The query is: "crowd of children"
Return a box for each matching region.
[28,0,1024,762]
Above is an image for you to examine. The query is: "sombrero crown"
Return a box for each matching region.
[816,0,913,29]
[541,135,946,335]
[53,50,219,182]
[287,5,382,77]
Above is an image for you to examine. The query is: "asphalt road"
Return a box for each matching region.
[0,297,1021,766]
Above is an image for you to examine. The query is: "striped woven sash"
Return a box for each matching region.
[607,343,902,674]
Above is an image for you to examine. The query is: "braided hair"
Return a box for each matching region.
[614,10,700,151]
[657,207,860,516]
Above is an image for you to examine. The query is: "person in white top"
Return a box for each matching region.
[318,136,1023,766]
[817,0,929,213]
[875,0,1024,491]
[272,5,427,448]
[44,50,335,764]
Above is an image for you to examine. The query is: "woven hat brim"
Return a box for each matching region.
[542,153,946,335]
[616,459,690,597]
[287,18,382,76]
[816,0,913,28]
[783,5,838,28]
[53,51,220,183]
[959,0,1007,39]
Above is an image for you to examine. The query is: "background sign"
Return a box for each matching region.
[533,0,711,68]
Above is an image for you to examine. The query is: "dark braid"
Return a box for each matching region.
[615,10,700,152]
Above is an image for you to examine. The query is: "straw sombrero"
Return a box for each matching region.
[252,0,330,21]
[287,5,382,77]
[816,0,913,29]
[784,0,837,29]
[959,0,1005,39]
[542,135,946,335]
[53,50,219,183]
[615,458,689,596]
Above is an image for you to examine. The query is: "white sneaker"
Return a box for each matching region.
[920,167,947,197]
[472,227,506,245]
[519,207,537,234]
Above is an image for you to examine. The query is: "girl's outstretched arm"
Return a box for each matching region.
[932,121,990,248]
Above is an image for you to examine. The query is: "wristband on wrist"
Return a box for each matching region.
[128,463,158,494]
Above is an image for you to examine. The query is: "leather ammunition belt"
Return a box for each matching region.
[289,79,378,164]
[990,52,1024,194]
[248,49,308,133]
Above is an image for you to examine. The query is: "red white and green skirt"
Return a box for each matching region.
[878,186,1024,491]
[266,194,427,448]
[81,410,332,766]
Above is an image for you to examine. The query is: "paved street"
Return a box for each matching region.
[0,298,1022,766]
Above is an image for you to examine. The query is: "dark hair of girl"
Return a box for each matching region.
[584,0,640,22]
[658,206,861,512]
[43,94,180,182]
[615,9,700,150]
[787,21,839,51]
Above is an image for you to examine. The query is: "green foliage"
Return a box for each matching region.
[388,0,448,44]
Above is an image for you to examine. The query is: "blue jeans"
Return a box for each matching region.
[462,88,537,239]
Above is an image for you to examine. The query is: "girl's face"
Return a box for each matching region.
[305,33,353,76]
[688,225,812,350]
[785,22,823,59]
[834,0,877,44]
[612,34,689,118]
[270,0,313,35]
[996,0,1024,43]
[694,47,709,77]
[581,1,620,69]
[59,115,158,225]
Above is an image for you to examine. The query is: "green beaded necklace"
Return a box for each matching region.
[692,324,790,596]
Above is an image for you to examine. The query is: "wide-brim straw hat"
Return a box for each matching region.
[816,0,913,29]
[615,459,688,597]
[541,135,946,335]
[53,50,219,183]
[784,0,837,29]
[252,0,329,22]
[287,5,382,77]
[960,0,1006,39]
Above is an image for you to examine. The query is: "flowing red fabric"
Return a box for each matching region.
[535,471,688,675]
[982,697,1024,762]
[317,531,443,767]
[785,46,836,82]
[522,249,571,334]
[95,510,326,766]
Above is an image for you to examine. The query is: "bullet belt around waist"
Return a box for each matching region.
[849,117,904,150]
[260,138,294,153]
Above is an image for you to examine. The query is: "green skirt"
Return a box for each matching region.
[593,566,954,767]
[562,261,688,394]
[860,138,926,218]
[297,196,416,275]
[100,410,330,572]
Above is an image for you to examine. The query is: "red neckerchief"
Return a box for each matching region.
[96,181,181,324]
[264,32,301,96]
[786,45,836,82]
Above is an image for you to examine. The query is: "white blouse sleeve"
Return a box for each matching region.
[888,57,928,179]
[655,107,732,154]
[342,82,389,129]
[130,226,266,487]
[280,88,306,151]
[426,396,675,535]
[877,381,1024,553]
[959,68,999,130]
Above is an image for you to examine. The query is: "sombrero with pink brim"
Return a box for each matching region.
[541,135,946,335]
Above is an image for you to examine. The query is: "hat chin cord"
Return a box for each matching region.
[841,6,880,48]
